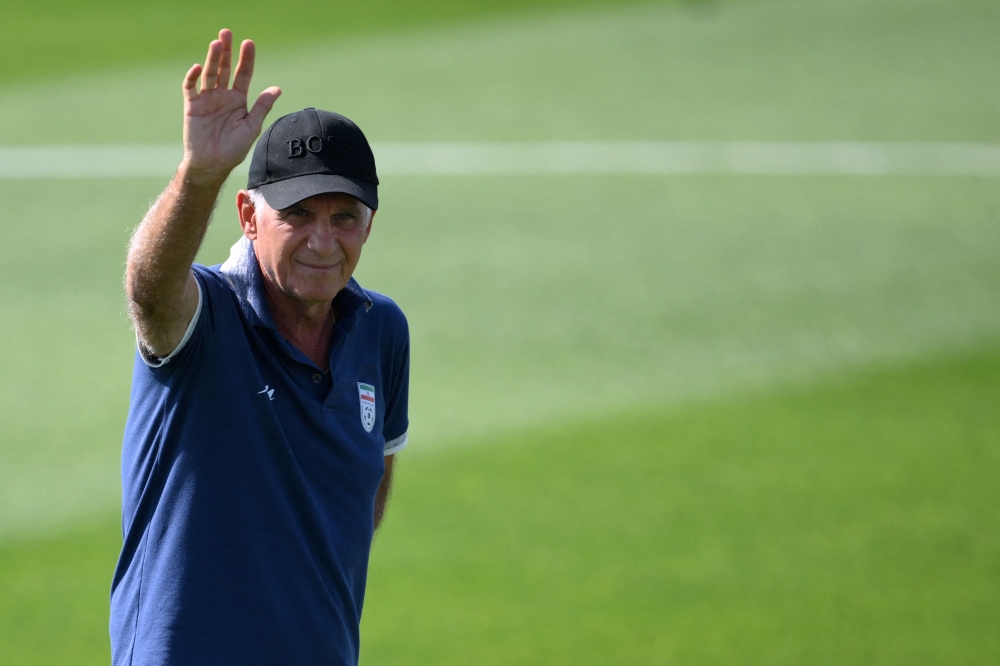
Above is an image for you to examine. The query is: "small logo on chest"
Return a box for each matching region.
[257,385,275,401]
[358,383,376,433]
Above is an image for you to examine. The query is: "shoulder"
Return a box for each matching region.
[180,262,244,350]
[360,288,409,334]
[191,263,230,292]
[189,263,243,316]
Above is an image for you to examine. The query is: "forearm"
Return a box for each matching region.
[126,163,227,352]
[374,454,395,531]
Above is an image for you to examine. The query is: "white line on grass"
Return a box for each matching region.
[2,142,1000,178]
[0,145,183,179]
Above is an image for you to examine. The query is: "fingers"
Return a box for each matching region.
[201,39,223,91]
[248,87,282,134]
[217,29,233,90]
[182,63,202,101]
[187,31,263,108]
[232,40,256,94]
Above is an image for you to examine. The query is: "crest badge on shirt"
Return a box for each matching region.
[358,383,376,433]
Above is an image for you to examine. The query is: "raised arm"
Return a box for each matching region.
[126,30,280,358]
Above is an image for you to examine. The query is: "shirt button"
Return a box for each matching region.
[312,373,323,384]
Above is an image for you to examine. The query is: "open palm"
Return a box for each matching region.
[182,30,281,176]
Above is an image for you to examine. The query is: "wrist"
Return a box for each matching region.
[176,159,231,190]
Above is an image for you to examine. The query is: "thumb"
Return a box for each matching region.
[248,86,282,135]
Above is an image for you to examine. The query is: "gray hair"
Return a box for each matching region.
[246,188,374,222]
[246,187,269,210]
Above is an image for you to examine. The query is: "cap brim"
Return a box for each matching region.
[257,173,378,211]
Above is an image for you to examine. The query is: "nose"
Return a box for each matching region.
[306,220,340,258]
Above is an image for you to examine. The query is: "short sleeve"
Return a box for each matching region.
[135,266,222,379]
[138,279,203,368]
[381,315,410,455]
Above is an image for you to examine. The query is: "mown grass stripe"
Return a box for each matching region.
[2,142,1000,179]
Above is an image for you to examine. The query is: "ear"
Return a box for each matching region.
[237,190,259,240]
[363,209,376,244]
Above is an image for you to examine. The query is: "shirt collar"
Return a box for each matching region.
[219,236,373,331]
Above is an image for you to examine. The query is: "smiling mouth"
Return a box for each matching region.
[298,260,342,271]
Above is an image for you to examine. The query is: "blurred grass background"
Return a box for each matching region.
[0,0,998,663]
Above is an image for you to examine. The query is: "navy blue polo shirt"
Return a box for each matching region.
[110,237,409,666]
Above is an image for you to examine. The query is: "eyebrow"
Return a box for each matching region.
[331,205,367,219]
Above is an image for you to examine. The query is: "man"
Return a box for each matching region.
[109,30,409,665]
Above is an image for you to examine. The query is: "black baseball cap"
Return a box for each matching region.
[247,108,378,211]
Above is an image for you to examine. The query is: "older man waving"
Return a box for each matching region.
[111,29,409,666]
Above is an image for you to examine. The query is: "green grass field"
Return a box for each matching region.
[0,0,998,663]
[4,349,999,663]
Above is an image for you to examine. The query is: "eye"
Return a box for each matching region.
[280,207,310,222]
[333,212,362,228]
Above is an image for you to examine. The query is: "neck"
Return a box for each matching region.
[261,276,335,370]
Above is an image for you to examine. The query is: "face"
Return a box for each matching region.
[238,190,374,310]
